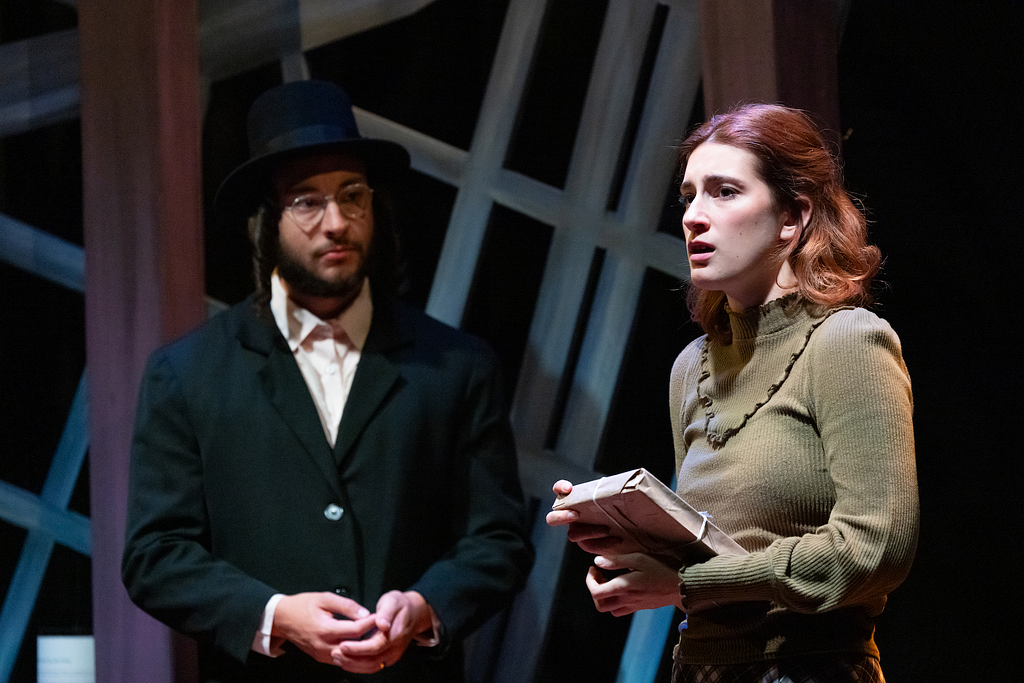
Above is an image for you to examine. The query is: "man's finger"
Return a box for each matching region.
[334,628,389,656]
[327,614,379,642]
[323,593,371,620]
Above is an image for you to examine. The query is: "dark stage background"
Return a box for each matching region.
[1,0,1022,680]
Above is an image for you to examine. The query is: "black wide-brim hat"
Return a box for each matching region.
[214,79,410,220]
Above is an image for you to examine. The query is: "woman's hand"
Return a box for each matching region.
[545,480,629,555]
[585,552,682,617]
[543,480,578,526]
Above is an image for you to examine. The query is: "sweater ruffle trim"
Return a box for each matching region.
[698,297,846,449]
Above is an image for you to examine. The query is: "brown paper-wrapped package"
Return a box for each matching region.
[551,468,746,564]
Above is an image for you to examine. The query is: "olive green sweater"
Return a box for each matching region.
[669,296,918,664]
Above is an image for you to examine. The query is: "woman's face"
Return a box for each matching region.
[680,141,804,311]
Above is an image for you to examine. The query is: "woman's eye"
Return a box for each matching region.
[678,194,694,209]
[718,187,738,199]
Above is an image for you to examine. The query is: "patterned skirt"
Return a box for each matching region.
[671,654,884,683]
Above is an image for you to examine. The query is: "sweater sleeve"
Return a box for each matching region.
[670,337,707,477]
[678,309,919,615]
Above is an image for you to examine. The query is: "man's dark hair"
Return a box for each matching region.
[248,182,404,318]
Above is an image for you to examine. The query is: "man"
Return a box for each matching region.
[122,80,534,682]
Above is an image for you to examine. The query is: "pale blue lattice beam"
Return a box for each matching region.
[615,604,678,683]
[0,30,80,138]
[0,373,90,683]
[0,212,84,292]
[0,480,91,556]
[425,0,547,327]
[0,213,227,318]
[0,216,88,682]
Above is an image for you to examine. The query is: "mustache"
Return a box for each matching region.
[313,240,363,257]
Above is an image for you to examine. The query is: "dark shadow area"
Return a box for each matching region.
[838,2,1024,680]
[462,205,553,404]
[202,62,284,305]
[504,0,609,188]
[0,0,76,44]
[537,541,634,683]
[390,170,458,310]
[306,0,508,152]
[0,267,84,495]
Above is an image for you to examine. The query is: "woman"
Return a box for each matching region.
[548,104,918,683]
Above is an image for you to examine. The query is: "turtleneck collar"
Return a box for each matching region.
[724,293,814,341]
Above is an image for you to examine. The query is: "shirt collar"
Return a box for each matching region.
[270,270,373,352]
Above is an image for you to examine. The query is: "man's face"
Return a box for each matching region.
[272,152,374,299]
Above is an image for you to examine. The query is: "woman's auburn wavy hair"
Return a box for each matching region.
[678,103,881,344]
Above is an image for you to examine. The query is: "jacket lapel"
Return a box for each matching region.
[235,304,344,498]
[333,301,410,467]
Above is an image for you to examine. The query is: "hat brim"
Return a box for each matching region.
[214,137,410,222]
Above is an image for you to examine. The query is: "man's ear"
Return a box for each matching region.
[780,195,812,243]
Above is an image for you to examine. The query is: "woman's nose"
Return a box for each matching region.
[682,198,708,234]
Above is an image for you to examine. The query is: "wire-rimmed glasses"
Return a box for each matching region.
[282,183,374,231]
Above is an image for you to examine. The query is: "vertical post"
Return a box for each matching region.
[699,0,841,141]
[79,0,205,679]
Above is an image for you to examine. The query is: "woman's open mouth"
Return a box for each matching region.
[688,241,714,263]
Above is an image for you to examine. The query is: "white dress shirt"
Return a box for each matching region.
[252,271,371,656]
[269,270,372,447]
[252,272,439,656]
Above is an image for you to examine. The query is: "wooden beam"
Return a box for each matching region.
[79,0,205,680]
[699,0,841,142]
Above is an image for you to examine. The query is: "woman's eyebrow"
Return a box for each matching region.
[681,173,742,189]
[704,173,742,186]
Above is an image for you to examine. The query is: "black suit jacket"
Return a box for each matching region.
[122,296,534,682]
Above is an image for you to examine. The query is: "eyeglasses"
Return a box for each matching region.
[281,183,374,230]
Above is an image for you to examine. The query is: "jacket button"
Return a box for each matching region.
[324,504,344,521]
[334,587,351,597]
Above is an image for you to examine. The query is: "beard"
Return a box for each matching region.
[276,239,372,300]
